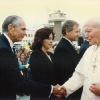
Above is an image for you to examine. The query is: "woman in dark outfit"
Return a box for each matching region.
[29,27,55,100]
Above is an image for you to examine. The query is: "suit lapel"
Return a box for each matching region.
[0,34,13,53]
[38,49,53,63]
[62,38,78,54]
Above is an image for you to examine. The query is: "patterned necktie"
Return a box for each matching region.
[13,47,15,54]
[72,44,76,49]
[13,46,17,57]
[13,46,18,62]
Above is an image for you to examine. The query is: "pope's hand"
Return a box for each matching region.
[89,82,100,96]
[53,84,66,99]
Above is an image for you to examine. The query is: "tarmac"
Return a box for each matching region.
[16,95,30,100]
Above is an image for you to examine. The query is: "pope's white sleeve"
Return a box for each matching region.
[63,71,85,97]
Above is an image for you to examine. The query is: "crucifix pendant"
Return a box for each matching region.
[93,64,96,73]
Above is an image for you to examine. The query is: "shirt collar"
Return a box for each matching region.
[4,33,14,49]
[63,37,73,45]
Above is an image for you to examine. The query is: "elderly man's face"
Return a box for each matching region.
[8,18,26,42]
[84,23,100,45]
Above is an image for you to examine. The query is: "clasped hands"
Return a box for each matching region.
[53,84,66,99]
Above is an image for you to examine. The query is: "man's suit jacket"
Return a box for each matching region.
[79,40,90,60]
[54,38,82,99]
[0,34,51,100]
[78,36,84,46]
[29,49,55,100]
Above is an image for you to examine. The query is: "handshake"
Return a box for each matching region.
[52,84,66,99]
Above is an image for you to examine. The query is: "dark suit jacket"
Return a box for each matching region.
[29,49,55,100]
[54,38,82,99]
[79,40,90,60]
[78,36,84,46]
[0,34,51,100]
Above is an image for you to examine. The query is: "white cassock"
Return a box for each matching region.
[63,45,100,100]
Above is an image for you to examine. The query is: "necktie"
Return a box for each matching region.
[72,44,76,49]
[13,47,16,55]
[13,47,17,57]
[13,47,18,62]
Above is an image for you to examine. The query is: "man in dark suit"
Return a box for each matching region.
[79,40,90,60]
[78,30,91,60]
[77,35,84,46]
[0,15,62,100]
[54,20,82,100]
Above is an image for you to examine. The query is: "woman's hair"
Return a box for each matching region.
[32,27,55,50]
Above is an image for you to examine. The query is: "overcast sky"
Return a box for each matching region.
[0,0,100,31]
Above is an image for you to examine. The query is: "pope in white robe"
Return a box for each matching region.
[63,45,100,100]
[58,18,100,100]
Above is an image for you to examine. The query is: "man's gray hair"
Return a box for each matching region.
[62,20,79,36]
[2,15,22,33]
